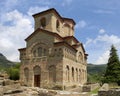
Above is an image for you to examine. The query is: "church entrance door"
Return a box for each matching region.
[34,74,40,87]
[33,66,41,87]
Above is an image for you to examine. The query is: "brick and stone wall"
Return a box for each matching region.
[19,8,87,89]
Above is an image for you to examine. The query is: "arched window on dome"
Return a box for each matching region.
[63,23,70,36]
[40,17,46,28]
[56,20,60,31]
[78,52,83,62]
[72,67,74,81]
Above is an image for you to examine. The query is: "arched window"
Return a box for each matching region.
[72,67,74,81]
[76,68,78,82]
[79,52,83,62]
[56,20,60,31]
[54,49,57,56]
[83,69,85,81]
[33,50,37,57]
[59,48,62,52]
[38,47,42,57]
[58,48,62,56]
[82,69,84,81]
[40,17,46,28]
[66,66,70,82]
[79,69,81,83]
[37,47,47,57]
[72,26,74,30]
[64,23,70,35]
[43,48,46,56]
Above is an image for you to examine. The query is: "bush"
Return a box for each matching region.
[52,85,63,90]
[72,85,76,88]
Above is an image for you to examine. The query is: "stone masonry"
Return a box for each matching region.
[19,8,88,89]
[98,83,120,96]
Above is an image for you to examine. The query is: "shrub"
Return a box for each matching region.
[52,85,63,90]
[72,85,76,88]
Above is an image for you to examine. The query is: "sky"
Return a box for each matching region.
[0,0,120,64]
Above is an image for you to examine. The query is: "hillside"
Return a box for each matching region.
[87,63,107,83]
[87,63,107,74]
[0,53,15,68]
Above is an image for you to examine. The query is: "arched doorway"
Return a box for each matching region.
[33,66,41,87]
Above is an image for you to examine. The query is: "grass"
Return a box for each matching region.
[110,86,120,89]
[89,87,100,94]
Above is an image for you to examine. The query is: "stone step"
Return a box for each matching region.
[56,91,90,96]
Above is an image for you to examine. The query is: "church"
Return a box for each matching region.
[19,8,88,89]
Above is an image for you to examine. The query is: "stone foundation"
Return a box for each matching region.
[98,83,120,96]
[82,83,100,92]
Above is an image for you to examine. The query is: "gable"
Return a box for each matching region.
[26,29,55,47]
[63,36,79,45]
[54,41,77,52]
[25,28,64,47]
[72,43,85,53]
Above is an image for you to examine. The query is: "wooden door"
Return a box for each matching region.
[34,75,40,87]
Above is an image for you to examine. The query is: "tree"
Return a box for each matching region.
[103,45,120,85]
[7,63,20,80]
[9,67,19,80]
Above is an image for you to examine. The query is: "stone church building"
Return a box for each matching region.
[19,8,88,89]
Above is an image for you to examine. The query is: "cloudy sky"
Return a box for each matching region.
[0,0,120,64]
